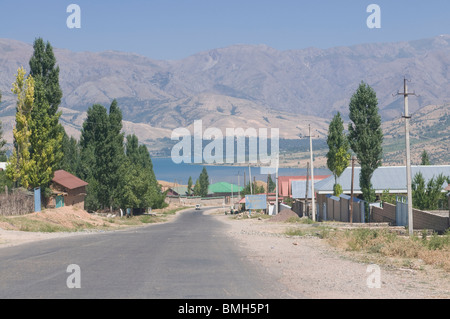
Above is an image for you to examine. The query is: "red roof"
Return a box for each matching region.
[52,170,88,190]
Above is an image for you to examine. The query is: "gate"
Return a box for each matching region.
[55,195,65,208]
[396,196,408,227]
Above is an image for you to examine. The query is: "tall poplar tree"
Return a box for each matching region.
[105,99,125,209]
[6,67,35,188]
[187,177,193,195]
[348,82,383,204]
[79,104,110,210]
[58,131,80,175]
[326,112,350,196]
[28,38,64,189]
[198,167,210,197]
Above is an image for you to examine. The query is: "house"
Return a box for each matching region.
[278,175,331,199]
[208,182,243,197]
[314,165,450,219]
[0,162,6,171]
[167,186,190,197]
[315,165,450,197]
[48,170,88,209]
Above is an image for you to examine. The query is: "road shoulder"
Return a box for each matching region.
[206,209,450,299]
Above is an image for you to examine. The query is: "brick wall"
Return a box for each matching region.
[66,187,87,209]
[413,209,449,233]
[371,202,449,232]
[371,203,396,224]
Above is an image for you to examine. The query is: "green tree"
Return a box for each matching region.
[267,174,276,193]
[28,38,64,190]
[241,181,265,197]
[420,150,431,165]
[348,82,383,204]
[187,176,193,195]
[198,167,210,197]
[78,104,110,210]
[29,38,63,115]
[58,131,80,175]
[380,189,396,205]
[326,112,351,195]
[6,67,35,189]
[105,99,125,209]
[193,179,201,196]
[0,89,11,192]
[0,90,7,162]
[412,172,448,210]
[114,134,166,211]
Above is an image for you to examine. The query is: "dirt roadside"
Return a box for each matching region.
[0,204,188,249]
[206,209,450,299]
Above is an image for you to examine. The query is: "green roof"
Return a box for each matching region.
[171,186,189,195]
[208,182,243,194]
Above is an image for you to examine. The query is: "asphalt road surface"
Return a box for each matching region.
[0,208,293,299]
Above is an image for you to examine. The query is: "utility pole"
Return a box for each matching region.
[248,166,253,195]
[275,156,279,215]
[305,161,310,217]
[238,172,240,199]
[309,124,316,221]
[396,77,416,236]
[349,156,356,224]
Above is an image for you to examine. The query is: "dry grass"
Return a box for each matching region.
[0,205,190,233]
[323,228,450,272]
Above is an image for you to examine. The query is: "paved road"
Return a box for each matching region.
[0,208,292,299]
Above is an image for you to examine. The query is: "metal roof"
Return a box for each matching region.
[52,170,88,190]
[292,180,320,199]
[208,182,243,194]
[170,186,189,195]
[316,165,450,194]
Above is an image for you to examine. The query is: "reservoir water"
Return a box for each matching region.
[152,157,331,186]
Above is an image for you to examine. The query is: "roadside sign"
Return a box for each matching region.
[245,195,267,210]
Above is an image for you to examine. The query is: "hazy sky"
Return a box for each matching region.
[1,0,449,60]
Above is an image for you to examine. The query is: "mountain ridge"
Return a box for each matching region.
[0,36,449,164]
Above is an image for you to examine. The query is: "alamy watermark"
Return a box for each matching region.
[366,264,381,289]
[66,264,81,289]
[67,4,81,29]
[366,4,381,29]
[171,120,280,174]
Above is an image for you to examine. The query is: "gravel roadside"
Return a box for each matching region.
[207,209,450,299]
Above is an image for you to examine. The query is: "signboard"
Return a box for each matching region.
[245,195,267,210]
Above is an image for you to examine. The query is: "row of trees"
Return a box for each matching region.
[326,81,383,205]
[73,101,166,212]
[5,38,64,191]
[187,167,210,197]
[0,38,166,212]
[326,82,448,211]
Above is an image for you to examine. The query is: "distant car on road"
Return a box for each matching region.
[195,204,201,210]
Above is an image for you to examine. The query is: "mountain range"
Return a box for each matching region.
[0,35,449,164]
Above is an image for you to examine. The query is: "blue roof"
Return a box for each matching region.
[316,165,450,194]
